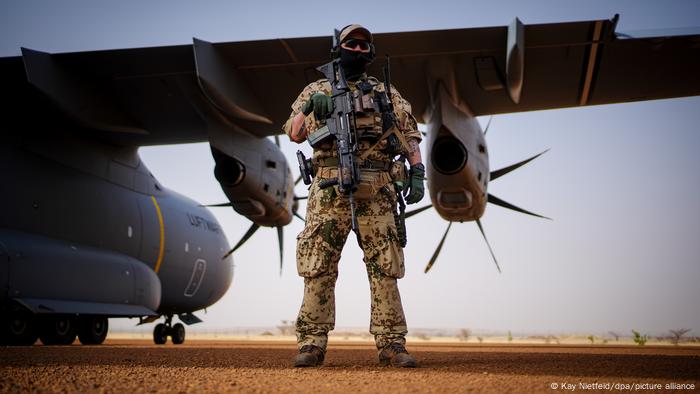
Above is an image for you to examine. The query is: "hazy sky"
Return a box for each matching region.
[2,0,699,336]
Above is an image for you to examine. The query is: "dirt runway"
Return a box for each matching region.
[1,340,698,393]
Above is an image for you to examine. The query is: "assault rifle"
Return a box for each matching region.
[315,57,361,236]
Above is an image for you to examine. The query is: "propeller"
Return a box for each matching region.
[487,194,551,220]
[222,223,260,260]
[276,226,284,275]
[490,149,549,181]
[412,146,550,272]
[212,167,309,272]
[200,202,232,207]
[406,204,433,218]
[424,222,452,273]
[483,116,493,135]
[476,219,501,273]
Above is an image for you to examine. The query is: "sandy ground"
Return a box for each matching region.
[1,339,699,393]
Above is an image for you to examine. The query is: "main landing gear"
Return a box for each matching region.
[39,315,108,345]
[153,314,185,345]
[0,308,108,346]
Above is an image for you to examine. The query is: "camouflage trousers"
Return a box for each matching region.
[295,170,407,351]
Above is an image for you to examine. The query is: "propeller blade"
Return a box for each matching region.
[276,226,284,275]
[487,194,551,220]
[294,195,308,201]
[424,222,452,273]
[490,149,550,181]
[476,219,501,273]
[274,135,281,147]
[222,223,260,259]
[406,204,433,219]
[294,175,303,186]
[483,116,493,135]
[201,202,233,208]
[294,212,306,222]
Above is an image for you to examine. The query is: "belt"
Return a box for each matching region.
[313,157,392,171]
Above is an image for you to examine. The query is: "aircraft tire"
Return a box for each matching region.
[2,310,38,346]
[39,315,77,346]
[171,323,185,345]
[153,323,168,345]
[78,316,108,345]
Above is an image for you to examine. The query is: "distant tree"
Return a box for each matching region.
[458,329,471,342]
[587,335,595,344]
[669,329,692,345]
[507,331,513,343]
[632,330,648,346]
[608,331,620,341]
[477,336,484,343]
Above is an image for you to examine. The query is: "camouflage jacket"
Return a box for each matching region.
[283,75,422,164]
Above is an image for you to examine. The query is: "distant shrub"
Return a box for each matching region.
[632,330,648,346]
[587,335,595,344]
[477,336,483,343]
[458,329,471,342]
[507,331,513,342]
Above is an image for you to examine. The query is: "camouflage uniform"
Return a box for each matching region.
[284,76,421,351]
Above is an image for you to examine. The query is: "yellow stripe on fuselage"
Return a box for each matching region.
[151,195,165,273]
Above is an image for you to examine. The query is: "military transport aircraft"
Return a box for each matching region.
[1,14,699,346]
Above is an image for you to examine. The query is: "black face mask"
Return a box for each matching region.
[339,47,373,80]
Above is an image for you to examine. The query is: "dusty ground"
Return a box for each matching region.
[1,340,698,393]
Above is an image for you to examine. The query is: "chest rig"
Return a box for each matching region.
[307,77,406,157]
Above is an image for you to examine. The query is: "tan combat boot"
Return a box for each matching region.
[294,344,325,367]
[378,342,417,367]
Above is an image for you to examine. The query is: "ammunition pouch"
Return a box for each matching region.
[307,124,333,148]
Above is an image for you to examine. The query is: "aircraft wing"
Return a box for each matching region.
[3,15,699,145]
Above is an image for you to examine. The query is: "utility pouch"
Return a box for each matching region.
[353,90,375,114]
[307,124,334,148]
[353,170,392,200]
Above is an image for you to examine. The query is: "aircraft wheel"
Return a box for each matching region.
[78,316,108,345]
[3,310,38,346]
[39,315,77,345]
[153,323,168,345]
[171,323,185,345]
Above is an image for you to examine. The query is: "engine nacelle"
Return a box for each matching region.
[426,84,490,222]
[210,131,294,228]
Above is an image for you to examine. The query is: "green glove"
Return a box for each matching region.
[301,93,333,120]
[404,163,425,204]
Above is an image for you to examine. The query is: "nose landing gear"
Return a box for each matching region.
[152,315,185,345]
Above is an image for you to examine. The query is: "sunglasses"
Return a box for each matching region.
[342,39,371,51]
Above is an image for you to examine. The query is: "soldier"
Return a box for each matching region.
[283,24,425,368]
